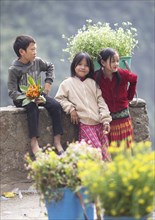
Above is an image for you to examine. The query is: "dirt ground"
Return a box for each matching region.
[1,171,47,220]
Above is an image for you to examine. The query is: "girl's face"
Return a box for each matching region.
[102,53,119,73]
[75,58,90,78]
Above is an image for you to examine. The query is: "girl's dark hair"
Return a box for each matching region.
[96,47,121,87]
[70,52,94,79]
[13,35,36,57]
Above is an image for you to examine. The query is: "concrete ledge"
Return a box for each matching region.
[0,98,150,179]
[0,106,78,175]
[129,98,150,142]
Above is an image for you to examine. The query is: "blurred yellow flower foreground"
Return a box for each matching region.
[78,141,155,218]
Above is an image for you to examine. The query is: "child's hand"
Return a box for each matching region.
[35,97,45,104]
[103,122,110,134]
[44,83,51,95]
[70,110,79,124]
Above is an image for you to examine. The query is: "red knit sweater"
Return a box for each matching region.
[94,68,138,113]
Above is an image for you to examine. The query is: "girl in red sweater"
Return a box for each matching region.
[94,48,138,147]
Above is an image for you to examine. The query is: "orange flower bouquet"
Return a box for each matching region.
[17,75,46,106]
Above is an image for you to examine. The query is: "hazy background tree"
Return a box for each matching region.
[0,0,154,144]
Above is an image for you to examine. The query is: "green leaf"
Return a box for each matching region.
[20,85,28,92]
[28,75,35,86]
[39,87,44,94]
[37,78,41,87]
[16,94,27,100]
[22,98,31,106]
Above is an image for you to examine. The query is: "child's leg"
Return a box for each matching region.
[30,137,41,155]
[53,134,64,153]
[109,117,133,148]
[25,102,41,154]
[79,123,111,161]
[42,96,64,153]
[79,123,101,148]
[96,124,111,161]
[97,124,109,148]
[25,102,40,138]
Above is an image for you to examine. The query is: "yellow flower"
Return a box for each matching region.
[110,209,117,216]
[146,205,153,213]
[128,185,133,191]
[108,191,116,198]
[144,141,152,148]
[138,199,145,204]
[149,191,154,196]
[109,165,116,172]
[143,186,150,193]
[122,177,128,184]
[136,190,142,196]
[132,172,139,179]
[92,183,98,189]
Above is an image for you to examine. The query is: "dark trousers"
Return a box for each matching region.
[14,94,63,139]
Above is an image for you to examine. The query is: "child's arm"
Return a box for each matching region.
[38,57,55,87]
[8,68,22,101]
[96,85,112,125]
[44,83,51,95]
[103,122,110,134]
[70,110,79,124]
[122,69,138,101]
[55,81,76,114]
[127,72,138,101]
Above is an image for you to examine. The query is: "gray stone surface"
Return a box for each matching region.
[0,99,150,185]
[0,106,78,182]
[129,98,150,142]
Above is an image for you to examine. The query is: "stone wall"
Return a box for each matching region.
[0,98,150,180]
[129,98,150,142]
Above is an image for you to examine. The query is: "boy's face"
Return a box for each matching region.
[19,42,37,63]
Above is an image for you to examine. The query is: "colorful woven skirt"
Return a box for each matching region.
[108,116,133,148]
[79,123,111,161]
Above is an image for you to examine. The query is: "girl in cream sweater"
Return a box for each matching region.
[55,52,112,161]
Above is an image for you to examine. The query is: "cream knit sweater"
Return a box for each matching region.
[55,76,112,125]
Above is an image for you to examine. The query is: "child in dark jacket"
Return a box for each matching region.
[8,35,64,155]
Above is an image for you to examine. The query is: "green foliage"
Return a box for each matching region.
[26,141,102,202]
[27,75,36,86]
[78,141,155,218]
[62,20,138,61]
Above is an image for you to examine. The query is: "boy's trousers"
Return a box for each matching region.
[14,93,63,138]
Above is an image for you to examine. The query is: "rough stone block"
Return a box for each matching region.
[0,98,150,182]
[0,106,78,177]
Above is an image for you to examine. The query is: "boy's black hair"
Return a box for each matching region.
[96,47,121,87]
[13,35,36,57]
[70,52,94,79]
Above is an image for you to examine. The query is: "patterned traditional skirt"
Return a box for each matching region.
[109,109,133,148]
[79,123,111,161]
